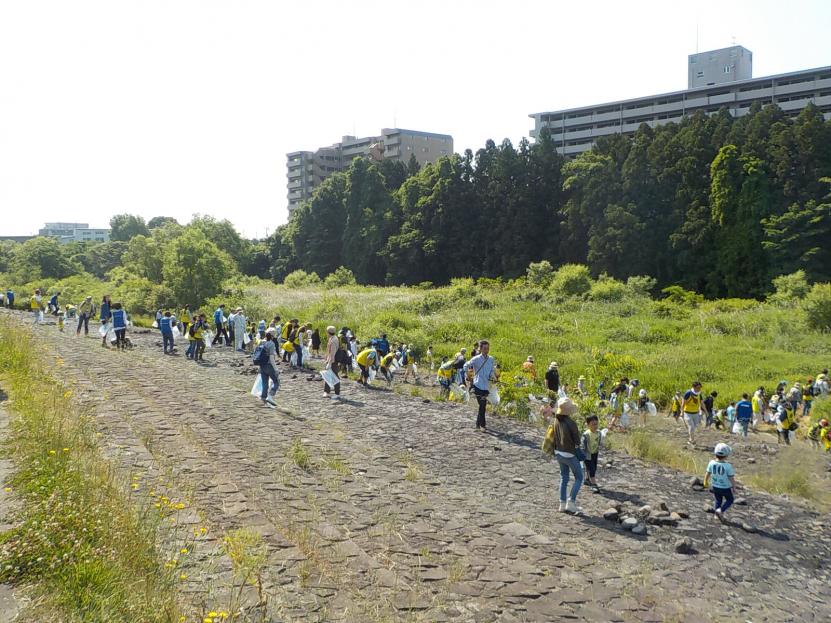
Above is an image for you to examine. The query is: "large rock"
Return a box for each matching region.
[603,508,619,521]
[621,517,638,531]
[674,538,696,555]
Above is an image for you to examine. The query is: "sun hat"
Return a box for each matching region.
[555,397,578,416]
[549,361,558,368]
[265,327,276,335]
[527,356,534,362]
[714,442,732,457]
[326,325,336,334]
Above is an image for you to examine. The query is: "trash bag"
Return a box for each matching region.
[647,402,657,417]
[251,375,263,397]
[412,363,418,376]
[98,323,109,337]
[106,327,116,343]
[152,320,159,329]
[450,383,465,400]
[487,388,500,407]
[203,332,213,349]
[37,310,44,323]
[282,341,294,353]
[368,367,377,382]
[290,351,297,367]
[243,332,251,345]
[731,419,742,435]
[321,369,339,388]
[302,346,311,361]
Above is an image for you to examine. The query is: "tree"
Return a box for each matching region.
[77,241,128,279]
[188,215,245,266]
[10,237,79,281]
[161,228,235,306]
[148,216,180,229]
[109,214,150,241]
[763,198,831,283]
[122,235,165,282]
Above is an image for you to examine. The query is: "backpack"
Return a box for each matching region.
[252,343,269,365]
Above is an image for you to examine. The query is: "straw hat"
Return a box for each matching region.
[326,325,336,334]
[555,397,578,416]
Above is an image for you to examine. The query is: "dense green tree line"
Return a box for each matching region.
[270,102,831,297]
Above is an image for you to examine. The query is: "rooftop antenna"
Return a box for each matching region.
[731,35,736,46]
[695,22,699,53]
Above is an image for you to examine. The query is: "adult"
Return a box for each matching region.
[681,381,704,445]
[322,325,342,400]
[256,329,280,407]
[76,296,94,336]
[752,386,766,429]
[179,305,192,337]
[30,289,45,324]
[522,356,537,382]
[47,291,61,315]
[5,289,14,309]
[545,362,560,396]
[451,348,467,386]
[463,340,496,432]
[311,328,321,357]
[0,291,4,307]
[551,396,584,514]
[703,391,717,428]
[735,393,753,437]
[773,395,793,445]
[111,302,128,350]
[233,307,247,352]
[228,308,237,347]
[99,295,112,347]
[159,310,175,354]
[376,333,390,357]
[212,304,229,346]
[281,319,295,362]
[355,346,378,386]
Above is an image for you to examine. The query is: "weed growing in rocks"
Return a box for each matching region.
[287,439,311,471]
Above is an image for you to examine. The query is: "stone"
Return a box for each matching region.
[747,457,756,464]
[674,538,696,555]
[621,517,638,530]
[689,476,703,487]
[632,523,647,536]
[603,508,620,521]
[659,501,670,512]
[638,505,652,515]
[734,497,748,506]
[740,523,758,534]
[669,512,682,522]
[512,477,527,485]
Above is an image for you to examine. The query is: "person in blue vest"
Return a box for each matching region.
[376,334,390,357]
[159,310,175,354]
[99,295,112,348]
[111,302,128,351]
[212,304,229,346]
[5,290,14,308]
[47,291,61,315]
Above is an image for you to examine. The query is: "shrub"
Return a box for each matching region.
[803,283,831,332]
[626,275,657,298]
[768,270,811,306]
[526,260,554,287]
[323,266,356,288]
[283,270,321,288]
[551,264,592,297]
[589,277,627,302]
[661,285,704,307]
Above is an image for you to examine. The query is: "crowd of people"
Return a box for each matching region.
[14,286,831,522]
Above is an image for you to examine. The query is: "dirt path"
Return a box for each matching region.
[7,310,831,622]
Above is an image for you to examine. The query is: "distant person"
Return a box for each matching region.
[463,340,496,432]
[30,288,45,324]
[5,289,14,308]
[179,304,192,337]
[545,362,560,396]
[426,345,434,371]
[735,394,752,437]
[311,328,321,357]
[681,381,704,445]
[704,443,735,523]
[111,302,128,350]
[322,326,342,399]
[233,307,247,352]
[355,346,378,386]
[76,296,94,336]
[47,291,61,315]
[379,351,396,386]
[376,333,390,357]
[99,295,112,347]
[159,310,175,354]
[252,329,279,407]
[551,397,584,513]
[522,356,537,381]
[192,313,208,362]
[802,379,815,417]
[580,414,604,493]
[212,304,229,346]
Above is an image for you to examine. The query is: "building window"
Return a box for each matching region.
[723,65,732,73]
[697,71,704,78]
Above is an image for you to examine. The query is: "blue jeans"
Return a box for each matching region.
[162,333,174,353]
[185,340,196,358]
[76,313,90,335]
[739,419,750,437]
[259,363,280,399]
[556,454,584,502]
[713,487,734,513]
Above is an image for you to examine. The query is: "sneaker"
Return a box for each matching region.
[261,398,275,409]
[565,500,582,514]
[265,396,277,406]
[714,508,724,522]
[323,393,330,398]
[558,501,566,512]
[331,395,341,401]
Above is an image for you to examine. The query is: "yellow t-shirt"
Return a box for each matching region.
[356,349,376,367]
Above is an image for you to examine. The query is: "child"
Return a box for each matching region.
[808,419,826,450]
[703,443,736,522]
[426,345,434,371]
[670,391,682,424]
[725,401,736,431]
[821,420,831,453]
[580,415,604,493]
[379,351,396,387]
[57,310,65,332]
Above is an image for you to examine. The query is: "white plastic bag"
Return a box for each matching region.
[368,367,377,382]
[290,351,298,367]
[251,375,263,397]
[106,327,116,343]
[203,332,213,349]
[412,363,418,376]
[152,320,159,329]
[487,388,500,407]
[98,323,109,337]
[37,310,44,323]
[243,332,251,345]
[647,402,657,417]
[172,325,181,339]
[302,346,311,361]
[732,419,742,435]
[321,369,339,387]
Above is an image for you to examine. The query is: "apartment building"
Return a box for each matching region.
[530,46,831,157]
[38,222,110,243]
[287,128,453,213]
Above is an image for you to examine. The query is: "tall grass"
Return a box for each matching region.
[0,318,181,623]
[611,429,703,474]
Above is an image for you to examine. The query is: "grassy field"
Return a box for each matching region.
[213,278,830,411]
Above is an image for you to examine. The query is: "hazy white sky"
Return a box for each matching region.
[2,0,829,239]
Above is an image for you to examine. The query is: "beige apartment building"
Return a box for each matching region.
[287,128,453,213]
[530,46,831,157]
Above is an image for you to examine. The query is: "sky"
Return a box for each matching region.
[1,1,830,240]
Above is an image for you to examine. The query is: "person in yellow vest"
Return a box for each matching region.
[669,391,682,424]
[379,351,396,386]
[281,319,295,362]
[30,288,45,324]
[802,379,816,417]
[820,419,831,453]
[355,347,378,386]
[681,381,704,445]
[179,305,192,337]
[436,357,453,399]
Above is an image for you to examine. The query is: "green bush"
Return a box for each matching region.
[589,277,627,302]
[283,269,321,288]
[661,285,704,307]
[803,283,831,332]
[626,275,657,298]
[551,264,592,297]
[526,260,554,287]
[768,270,811,306]
[323,266,356,288]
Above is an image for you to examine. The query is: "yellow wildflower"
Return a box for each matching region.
[179,573,188,581]
[3,487,11,493]
[63,389,72,398]
[48,450,57,455]
[208,613,218,618]
[62,447,69,452]
[180,548,188,555]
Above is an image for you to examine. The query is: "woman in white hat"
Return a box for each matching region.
[552,396,584,513]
